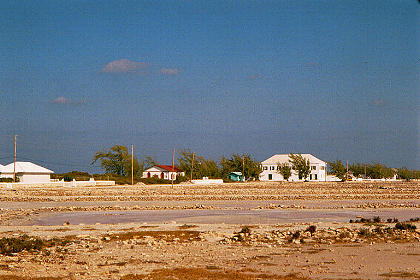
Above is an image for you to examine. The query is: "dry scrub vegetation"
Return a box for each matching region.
[121,268,310,280]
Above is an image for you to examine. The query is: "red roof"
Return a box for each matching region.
[156,165,183,172]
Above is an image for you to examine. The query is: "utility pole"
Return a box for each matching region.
[191,152,195,181]
[346,160,349,181]
[242,154,245,182]
[325,162,327,182]
[364,164,367,178]
[171,148,175,187]
[13,134,17,183]
[131,144,134,185]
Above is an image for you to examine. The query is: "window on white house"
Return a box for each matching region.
[264,166,268,170]
[321,166,325,170]
[311,166,316,170]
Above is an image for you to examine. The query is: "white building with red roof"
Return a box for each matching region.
[142,165,185,180]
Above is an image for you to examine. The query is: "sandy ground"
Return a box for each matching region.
[0,181,419,280]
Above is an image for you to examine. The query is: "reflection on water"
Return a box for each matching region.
[30,208,420,226]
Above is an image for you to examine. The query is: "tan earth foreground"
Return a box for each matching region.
[0,181,419,280]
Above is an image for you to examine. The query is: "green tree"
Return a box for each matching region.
[277,162,292,180]
[92,145,142,177]
[328,160,346,180]
[397,167,420,180]
[143,155,158,169]
[397,167,411,180]
[178,149,220,179]
[289,153,310,180]
[349,162,365,177]
[220,154,262,180]
[366,163,394,179]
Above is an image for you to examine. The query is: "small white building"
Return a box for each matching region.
[0,162,54,183]
[260,154,327,181]
[142,165,185,180]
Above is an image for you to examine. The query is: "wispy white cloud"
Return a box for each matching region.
[51,97,86,105]
[51,97,70,104]
[247,74,261,80]
[373,98,384,106]
[100,59,147,73]
[160,68,180,75]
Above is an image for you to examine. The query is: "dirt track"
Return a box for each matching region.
[0,181,419,279]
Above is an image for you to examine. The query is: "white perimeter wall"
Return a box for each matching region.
[0,180,115,188]
[191,178,223,185]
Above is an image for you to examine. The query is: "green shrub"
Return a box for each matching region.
[53,171,91,181]
[175,175,189,184]
[0,235,74,256]
[0,178,13,183]
[305,225,317,236]
[358,228,372,237]
[239,226,251,235]
[373,216,381,223]
[139,177,172,185]
[63,175,73,182]
[394,222,416,231]
[0,235,44,255]
[291,231,301,240]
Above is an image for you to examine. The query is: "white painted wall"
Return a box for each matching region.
[259,156,327,182]
[19,173,51,183]
[1,172,52,183]
[142,168,185,180]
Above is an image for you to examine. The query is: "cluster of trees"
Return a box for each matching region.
[178,149,262,180]
[92,145,262,182]
[328,160,420,180]
[397,167,420,180]
[90,145,420,183]
[92,145,158,178]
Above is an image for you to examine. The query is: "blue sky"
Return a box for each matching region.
[0,0,419,173]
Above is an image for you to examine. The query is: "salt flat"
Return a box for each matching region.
[0,181,419,279]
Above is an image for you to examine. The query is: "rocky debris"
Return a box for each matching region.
[0,181,418,203]
[221,224,420,246]
[1,181,419,226]
[0,222,418,280]
[253,204,307,210]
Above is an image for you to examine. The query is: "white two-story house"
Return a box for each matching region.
[259,154,327,181]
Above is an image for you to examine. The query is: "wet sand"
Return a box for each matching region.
[24,208,420,226]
